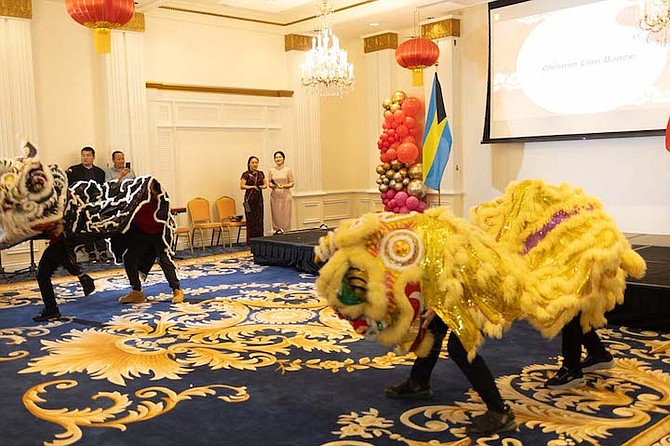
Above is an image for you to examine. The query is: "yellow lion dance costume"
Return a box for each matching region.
[315,180,646,360]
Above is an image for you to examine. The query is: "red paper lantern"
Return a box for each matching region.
[66,0,135,53]
[395,37,439,86]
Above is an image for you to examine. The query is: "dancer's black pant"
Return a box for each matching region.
[37,238,82,312]
[409,316,506,413]
[561,314,609,371]
[123,227,179,291]
[84,238,108,259]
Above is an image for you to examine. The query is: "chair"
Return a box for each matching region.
[172,226,194,254]
[186,197,222,250]
[214,195,247,247]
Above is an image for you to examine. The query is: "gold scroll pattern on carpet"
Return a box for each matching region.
[325,328,670,446]
[23,380,249,446]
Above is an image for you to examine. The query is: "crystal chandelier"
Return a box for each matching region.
[300,0,355,97]
[640,0,670,43]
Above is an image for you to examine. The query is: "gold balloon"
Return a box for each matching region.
[392,172,403,182]
[407,179,427,198]
[376,177,383,185]
[390,103,401,113]
[382,177,390,185]
[393,181,404,191]
[390,160,402,171]
[382,99,393,110]
[376,164,386,175]
[402,177,410,186]
[385,169,396,179]
[382,162,391,171]
[408,163,423,180]
[379,184,389,193]
[399,167,408,177]
[392,90,407,103]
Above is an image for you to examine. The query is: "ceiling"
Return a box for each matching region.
[136,0,488,38]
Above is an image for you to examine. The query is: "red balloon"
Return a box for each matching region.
[380,152,389,163]
[382,141,390,148]
[380,133,388,140]
[386,148,398,160]
[382,121,389,129]
[402,97,422,117]
[397,142,419,164]
[396,125,409,138]
[384,110,393,118]
[377,140,383,148]
[390,141,400,150]
[393,110,406,123]
[405,116,416,128]
[408,127,419,137]
[402,136,416,144]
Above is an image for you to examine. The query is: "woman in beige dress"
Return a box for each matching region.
[268,151,294,233]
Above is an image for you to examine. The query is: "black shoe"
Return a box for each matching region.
[580,354,615,373]
[274,229,284,235]
[384,378,432,400]
[33,308,62,322]
[545,367,585,390]
[465,405,517,435]
[88,254,97,264]
[79,274,95,296]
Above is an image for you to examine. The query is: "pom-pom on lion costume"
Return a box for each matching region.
[315,180,646,360]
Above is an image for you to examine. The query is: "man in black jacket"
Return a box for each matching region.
[67,147,108,262]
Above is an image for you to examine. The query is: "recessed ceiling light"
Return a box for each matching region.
[368,22,380,26]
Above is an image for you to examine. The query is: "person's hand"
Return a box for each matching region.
[118,168,130,180]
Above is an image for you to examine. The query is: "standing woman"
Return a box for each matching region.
[268,151,295,234]
[240,156,268,242]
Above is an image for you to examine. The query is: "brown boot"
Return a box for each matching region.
[119,290,146,304]
[172,289,184,304]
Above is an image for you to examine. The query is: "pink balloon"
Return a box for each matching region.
[417,200,428,212]
[393,206,400,213]
[386,189,397,198]
[385,203,393,212]
[387,199,398,209]
[406,195,419,210]
[399,206,409,214]
[394,191,408,206]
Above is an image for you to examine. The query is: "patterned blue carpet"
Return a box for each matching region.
[0,252,668,445]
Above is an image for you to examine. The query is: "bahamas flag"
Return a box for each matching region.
[422,73,452,190]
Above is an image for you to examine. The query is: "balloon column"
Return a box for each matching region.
[375,90,428,213]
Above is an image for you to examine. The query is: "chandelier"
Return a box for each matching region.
[640,0,670,43]
[300,0,355,96]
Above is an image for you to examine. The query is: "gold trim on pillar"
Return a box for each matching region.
[364,32,398,53]
[0,0,32,19]
[421,18,460,40]
[119,13,146,32]
[146,82,294,98]
[285,34,313,52]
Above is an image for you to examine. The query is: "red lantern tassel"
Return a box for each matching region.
[93,27,111,54]
[412,68,423,86]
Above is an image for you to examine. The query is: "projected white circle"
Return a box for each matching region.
[516,1,667,115]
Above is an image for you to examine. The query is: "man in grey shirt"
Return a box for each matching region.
[105,151,137,182]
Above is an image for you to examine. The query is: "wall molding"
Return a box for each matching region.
[146,82,293,98]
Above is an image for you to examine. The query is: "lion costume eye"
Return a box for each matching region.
[380,229,423,270]
[1,172,16,186]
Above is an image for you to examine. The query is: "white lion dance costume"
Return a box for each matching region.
[0,142,175,261]
[315,179,646,359]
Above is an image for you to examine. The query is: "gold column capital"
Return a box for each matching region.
[421,18,460,40]
[364,32,398,53]
[285,34,313,51]
[0,0,31,19]
[119,13,146,32]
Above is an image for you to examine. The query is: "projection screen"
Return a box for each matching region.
[483,0,670,143]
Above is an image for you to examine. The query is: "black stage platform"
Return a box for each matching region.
[251,231,669,331]
[250,228,328,274]
[608,245,670,331]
